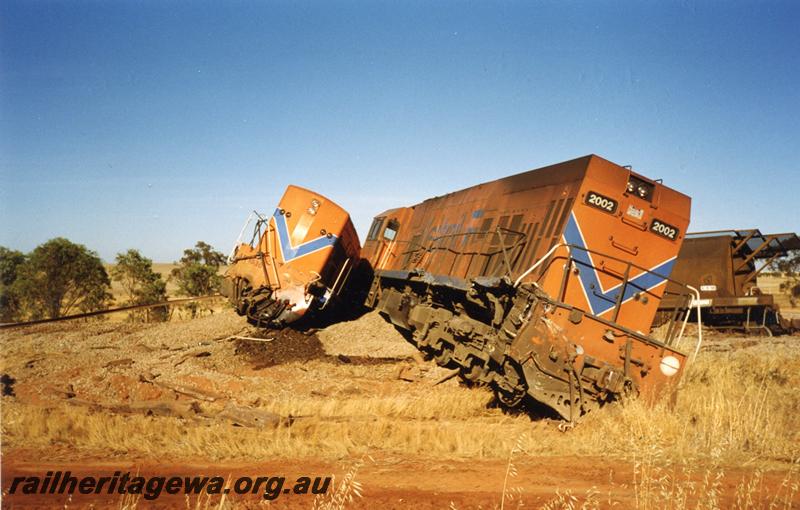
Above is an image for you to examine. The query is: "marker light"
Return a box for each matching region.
[660,355,681,377]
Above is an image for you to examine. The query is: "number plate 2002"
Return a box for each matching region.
[651,219,680,241]
[584,191,618,214]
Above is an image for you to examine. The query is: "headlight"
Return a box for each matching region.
[626,182,635,193]
[637,185,648,198]
[308,199,320,216]
[660,355,681,376]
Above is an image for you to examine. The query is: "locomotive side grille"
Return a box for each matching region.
[518,221,541,274]
[540,200,557,240]
[510,222,534,274]
[553,198,574,243]
[544,198,566,238]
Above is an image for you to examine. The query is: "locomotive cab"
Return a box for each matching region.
[223,185,361,327]
[362,207,413,271]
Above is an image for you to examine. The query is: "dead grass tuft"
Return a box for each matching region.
[3,334,800,464]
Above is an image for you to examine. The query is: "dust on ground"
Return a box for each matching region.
[0,309,450,434]
[316,311,419,358]
[1,309,798,508]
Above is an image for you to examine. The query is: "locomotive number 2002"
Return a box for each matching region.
[651,219,679,240]
[584,191,618,214]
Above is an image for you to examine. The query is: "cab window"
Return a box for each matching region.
[383,219,399,241]
[367,217,385,241]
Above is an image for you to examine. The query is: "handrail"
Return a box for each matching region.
[383,227,528,279]
[377,239,396,270]
[264,220,280,289]
[394,227,528,257]
[514,242,566,287]
[227,211,280,291]
[517,243,685,294]
[228,211,258,263]
[330,258,351,296]
[684,285,703,362]
[513,242,701,352]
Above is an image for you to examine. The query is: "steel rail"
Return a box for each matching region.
[0,295,222,330]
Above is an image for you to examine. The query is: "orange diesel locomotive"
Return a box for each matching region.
[362,155,700,420]
[222,185,361,327]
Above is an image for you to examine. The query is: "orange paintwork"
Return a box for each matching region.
[362,155,693,399]
[225,185,360,324]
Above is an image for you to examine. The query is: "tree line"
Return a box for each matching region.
[771,251,800,307]
[0,238,226,323]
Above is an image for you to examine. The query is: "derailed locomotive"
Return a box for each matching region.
[222,155,701,421]
[221,185,361,327]
[360,155,700,420]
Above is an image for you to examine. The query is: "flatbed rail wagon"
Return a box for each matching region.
[658,229,800,335]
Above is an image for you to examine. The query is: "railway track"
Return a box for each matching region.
[0,295,221,330]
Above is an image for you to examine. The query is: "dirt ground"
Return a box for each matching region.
[1,309,798,509]
[4,453,795,509]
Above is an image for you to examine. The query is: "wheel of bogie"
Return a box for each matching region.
[495,387,525,408]
[619,378,639,404]
[461,357,484,382]
[496,360,526,407]
[433,344,452,366]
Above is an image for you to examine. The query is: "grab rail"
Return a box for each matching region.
[514,242,702,354]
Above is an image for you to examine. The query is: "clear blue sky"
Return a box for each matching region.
[1,1,798,262]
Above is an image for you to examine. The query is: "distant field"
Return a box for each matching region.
[104,263,227,303]
[101,263,229,322]
[103,263,178,302]
[758,274,799,315]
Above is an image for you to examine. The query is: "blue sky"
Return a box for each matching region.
[1,1,798,262]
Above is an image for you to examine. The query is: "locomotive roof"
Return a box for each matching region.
[370,154,689,217]
[421,153,681,201]
[425,154,595,201]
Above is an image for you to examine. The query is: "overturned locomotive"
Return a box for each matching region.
[360,155,701,420]
[221,185,362,327]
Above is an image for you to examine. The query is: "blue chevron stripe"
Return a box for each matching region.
[563,212,675,316]
[273,208,338,262]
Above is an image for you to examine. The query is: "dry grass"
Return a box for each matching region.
[758,274,799,314]
[311,457,366,510]
[569,341,800,464]
[2,332,799,464]
[105,263,228,301]
[501,433,528,510]
[512,337,800,509]
[104,263,180,302]
[2,310,800,508]
[1,385,520,460]
[532,454,799,510]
